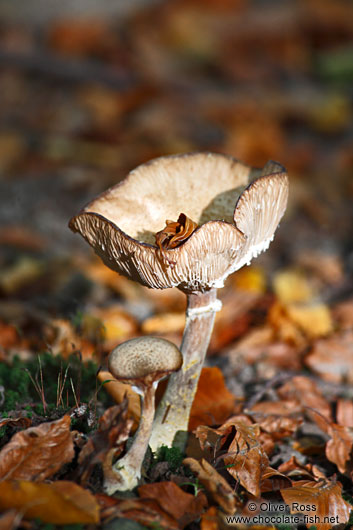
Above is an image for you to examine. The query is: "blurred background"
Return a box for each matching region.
[0,0,353,389]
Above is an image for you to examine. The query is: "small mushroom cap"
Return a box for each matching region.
[108,336,183,385]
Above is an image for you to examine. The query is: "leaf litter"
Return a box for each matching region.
[1,0,353,528]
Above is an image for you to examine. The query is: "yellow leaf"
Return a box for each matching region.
[0,481,99,524]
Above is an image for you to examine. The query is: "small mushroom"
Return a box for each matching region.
[69,153,289,450]
[104,336,182,494]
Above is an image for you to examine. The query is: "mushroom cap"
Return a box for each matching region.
[69,152,288,293]
[108,336,183,385]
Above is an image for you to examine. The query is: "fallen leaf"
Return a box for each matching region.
[0,415,74,481]
[332,299,353,330]
[281,480,352,530]
[224,421,269,497]
[0,510,22,530]
[0,417,32,430]
[78,400,133,486]
[306,331,353,383]
[273,270,315,304]
[0,225,46,252]
[138,482,207,529]
[48,319,95,360]
[183,457,236,514]
[201,506,220,530]
[0,480,99,524]
[325,423,353,474]
[278,456,320,480]
[88,306,138,350]
[336,398,353,428]
[277,376,332,430]
[232,266,266,293]
[189,366,236,431]
[141,312,185,335]
[98,370,141,423]
[286,303,333,339]
[97,494,179,529]
[0,257,45,295]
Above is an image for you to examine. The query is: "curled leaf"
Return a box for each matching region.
[155,213,198,251]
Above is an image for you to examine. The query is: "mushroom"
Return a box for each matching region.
[69,152,289,450]
[105,336,182,494]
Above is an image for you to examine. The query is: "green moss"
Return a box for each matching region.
[0,352,113,419]
[155,445,183,471]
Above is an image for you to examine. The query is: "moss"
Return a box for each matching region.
[0,352,113,420]
[155,445,183,472]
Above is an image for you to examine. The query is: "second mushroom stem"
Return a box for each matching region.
[149,288,220,451]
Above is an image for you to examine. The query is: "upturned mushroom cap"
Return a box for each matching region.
[69,153,288,293]
[108,337,183,387]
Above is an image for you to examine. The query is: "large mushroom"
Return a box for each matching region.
[105,336,182,494]
[69,152,289,450]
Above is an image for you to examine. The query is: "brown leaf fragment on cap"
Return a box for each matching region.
[0,415,74,481]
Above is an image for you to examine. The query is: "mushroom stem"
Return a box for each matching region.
[104,383,156,494]
[149,288,219,451]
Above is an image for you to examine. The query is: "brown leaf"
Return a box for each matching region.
[78,401,133,486]
[189,367,236,431]
[0,417,32,430]
[0,415,74,481]
[138,482,207,529]
[0,510,22,530]
[97,370,141,423]
[200,506,220,530]
[0,480,99,524]
[183,457,237,514]
[281,480,352,530]
[225,422,269,497]
[155,213,198,251]
[278,456,326,481]
[326,423,353,474]
[277,376,332,430]
[336,398,353,428]
[97,495,179,529]
[306,330,353,383]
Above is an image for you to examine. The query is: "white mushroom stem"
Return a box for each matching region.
[104,383,156,494]
[149,288,220,451]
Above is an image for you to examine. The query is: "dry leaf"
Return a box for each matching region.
[78,400,133,486]
[0,510,21,530]
[281,480,352,530]
[336,399,353,428]
[141,312,185,335]
[0,417,32,430]
[273,270,315,304]
[286,303,333,339]
[0,415,74,481]
[98,370,141,423]
[277,376,332,429]
[138,481,207,529]
[0,480,99,524]
[325,423,353,474]
[48,319,95,360]
[306,331,353,383]
[189,366,236,431]
[183,457,236,514]
[224,421,269,497]
[155,213,198,251]
[97,494,179,529]
[89,306,138,350]
[201,506,220,530]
